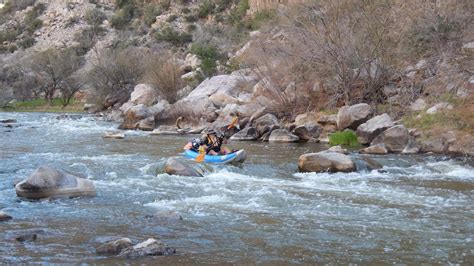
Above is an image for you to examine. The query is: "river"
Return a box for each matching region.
[0,112,473,264]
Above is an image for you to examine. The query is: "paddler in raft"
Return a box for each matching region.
[184,129,230,155]
[183,114,240,156]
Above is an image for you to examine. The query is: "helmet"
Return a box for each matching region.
[191,138,201,150]
[207,129,216,135]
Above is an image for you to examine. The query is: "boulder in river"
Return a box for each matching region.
[0,119,17,123]
[230,127,258,141]
[371,125,409,152]
[356,113,394,144]
[254,114,279,136]
[164,157,210,177]
[268,129,299,143]
[119,238,176,258]
[151,125,180,135]
[96,238,133,255]
[298,151,356,173]
[0,211,12,222]
[360,144,388,155]
[336,103,373,130]
[15,166,96,199]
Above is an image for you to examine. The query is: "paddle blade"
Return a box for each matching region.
[227,116,239,129]
[195,152,205,162]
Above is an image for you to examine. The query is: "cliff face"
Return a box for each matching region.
[248,0,308,13]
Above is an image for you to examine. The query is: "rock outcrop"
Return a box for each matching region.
[230,127,258,141]
[15,166,96,199]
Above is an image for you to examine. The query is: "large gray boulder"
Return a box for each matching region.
[292,124,322,141]
[164,157,210,177]
[15,166,96,199]
[120,104,152,130]
[119,238,176,258]
[230,127,258,141]
[298,151,356,173]
[130,84,157,106]
[269,129,299,142]
[253,113,279,136]
[371,125,409,152]
[356,113,394,144]
[96,238,133,255]
[337,103,373,130]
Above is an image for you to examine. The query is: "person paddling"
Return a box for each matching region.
[183,115,239,161]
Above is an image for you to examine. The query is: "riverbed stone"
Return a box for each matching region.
[96,238,133,255]
[371,125,409,152]
[269,129,299,143]
[120,104,152,130]
[16,234,37,242]
[136,117,155,131]
[337,103,373,130]
[360,144,388,155]
[164,157,210,177]
[103,132,125,139]
[0,211,12,222]
[254,114,279,136]
[230,127,258,141]
[119,238,176,258]
[327,145,348,154]
[151,125,179,135]
[298,151,356,173]
[0,119,17,123]
[15,166,96,199]
[292,126,311,141]
[356,113,394,145]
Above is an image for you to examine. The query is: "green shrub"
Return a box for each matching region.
[167,14,178,23]
[181,7,191,14]
[246,9,274,30]
[155,27,192,45]
[329,130,359,146]
[143,6,162,26]
[197,0,215,18]
[184,14,198,23]
[186,24,197,32]
[110,1,136,29]
[85,8,106,27]
[17,36,35,49]
[190,43,223,76]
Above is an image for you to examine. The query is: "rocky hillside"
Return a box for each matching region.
[0,0,473,156]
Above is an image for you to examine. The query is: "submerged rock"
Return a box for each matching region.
[96,238,133,255]
[15,166,96,199]
[164,157,210,177]
[0,119,17,123]
[298,151,356,173]
[119,238,176,258]
[103,132,125,139]
[16,233,37,242]
[0,211,12,222]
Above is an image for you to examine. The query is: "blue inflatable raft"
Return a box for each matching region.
[184,149,247,164]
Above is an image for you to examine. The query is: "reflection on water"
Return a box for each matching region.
[0,112,473,264]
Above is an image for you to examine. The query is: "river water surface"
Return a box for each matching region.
[0,112,473,264]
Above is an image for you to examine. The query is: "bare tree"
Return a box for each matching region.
[27,49,82,105]
[143,51,184,103]
[87,47,145,108]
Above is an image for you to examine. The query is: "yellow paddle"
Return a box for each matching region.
[195,146,206,162]
[227,116,239,129]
